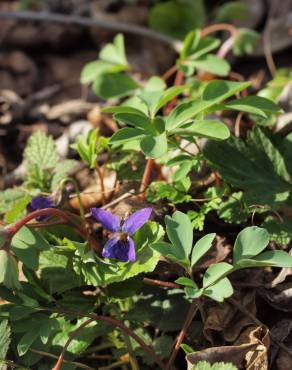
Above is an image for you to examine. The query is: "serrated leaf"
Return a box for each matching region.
[204,127,291,206]
[24,131,58,170]
[191,360,237,370]
[0,320,11,366]
[51,160,77,190]
[233,226,269,264]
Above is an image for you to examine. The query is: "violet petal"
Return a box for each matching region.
[102,237,133,262]
[127,237,136,262]
[30,197,54,210]
[122,207,152,235]
[91,208,120,232]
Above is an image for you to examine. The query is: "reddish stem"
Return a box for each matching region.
[166,300,198,370]
[162,65,178,81]
[6,208,101,252]
[164,70,184,114]
[143,277,179,289]
[200,23,238,37]
[139,158,155,196]
[53,308,166,369]
[52,318,95,370]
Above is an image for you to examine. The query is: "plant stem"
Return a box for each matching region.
[95,166,106,205]
[29,348,95,370]
[143,277,179,289]
[200,23,238,37]
[52,318,95,370]
[5,208,101,252]
[139,159,155,196]
[162,65,178,81]
[51,307,166,369]
[166,300,198,370]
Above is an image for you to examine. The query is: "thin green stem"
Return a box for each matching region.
[60,177,86,222]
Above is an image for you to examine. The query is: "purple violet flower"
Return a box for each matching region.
[91,207,152,262]
[30,196,55,221]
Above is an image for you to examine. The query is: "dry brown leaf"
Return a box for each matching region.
[204,292,256,345]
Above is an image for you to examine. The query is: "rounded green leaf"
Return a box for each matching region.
[203,262,233,288]
[190,54,230,77]
[176,120,230,140]
[175,277,197,288]
[233,226,269,264]
[0,250,21,290]
[165,211,193,260]
[204,277,233,302]
[110,128,146,145]
[237,250,292,268]
[93,73,138,99]
[191,233,216,267]
[202,80,251,102]
[140,132,168,158]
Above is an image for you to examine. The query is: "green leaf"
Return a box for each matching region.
[51,159,77,190]
[181,343,195,355]
[233,29,259,56]
[218,95,281,117]
[0,251,21,290]
[83,222,164,286]
[24,131,58,171]
[0,320,11,366]
[153,85,187,115]
[216,1,249,22]
[204,277,233,302]
[233,226,270,264]
[176,120,230,140]
[115,112,152,130]
[149,0,205,40]
[99,34,127,66]
[93,73,138,99]
[80,60,126,84]
[140,132,168,158]
[147,180,192,205]
[262,216,292,246]
[202,80,251,102]
[165,211,193,262]
[236,250,292,268]
[191,233,216,267]
[185,286,203,299]
[110,127,146,145]
[175,277,197,288]
[191,360,237,370]
[4,195,31,223]
[180,29,201,59]
[151,241,185,264]
[0,188,27,215]
[204,127,291,206]
[190,54,230,76]
[17,330,40,356]
[102,105,148,116]
[172,161,193,181]
[186,36,221,60]
[203,262,233,287]
[166,100,213,131]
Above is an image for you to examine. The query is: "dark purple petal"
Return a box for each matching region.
[30,197,54,210]
[91,208,120,232]
[102,237,134,262]
[122,207,152,235]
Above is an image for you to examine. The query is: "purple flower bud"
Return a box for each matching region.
[30,196,55,221]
